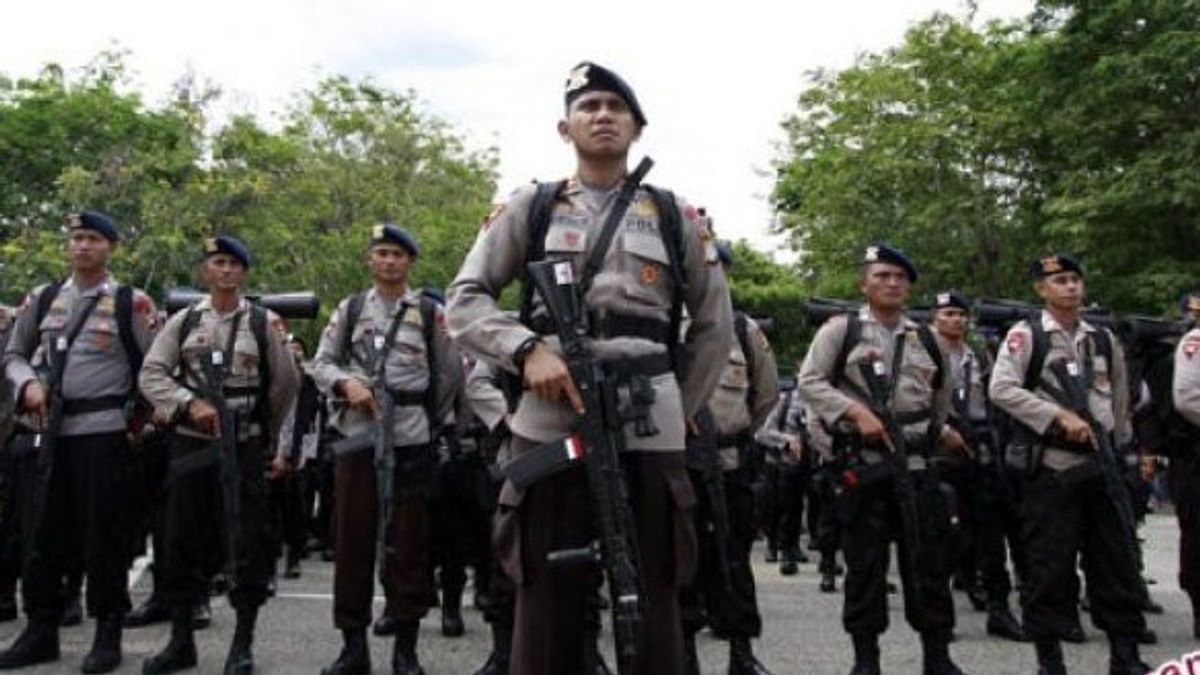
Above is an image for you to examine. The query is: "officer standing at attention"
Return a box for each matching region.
[138,235,299,675]
[313,224,461,675]
[928,291,1027,642]
[796,244,965,675]
[446,61,733,675]
[989,254,1147,675]
[0,212,158,674]
[683,240,778,675]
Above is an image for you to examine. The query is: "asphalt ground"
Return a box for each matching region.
[0,513,1196,674]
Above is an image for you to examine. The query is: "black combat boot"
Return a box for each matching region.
[125,595,171,628]
[820,564,838,593]
[392,619,425,675]
[683,630,700,675]
[374,603,398,637]
[780,548,799,576]
[142,609,197,675]
[60,593,83,627]
[1108,634,1150,675]
[471,623,511,675]
[1034,639,1065,675]
[82,615,123,673]
[728,637,775,675]
[320,628,370,675]
[222,607,256,675]
[441,584,465,638]
[0,618,59,669]
[920,632,965,675]
[985,601,1028,642]
[848,633,880,675]
[191,599,212,630]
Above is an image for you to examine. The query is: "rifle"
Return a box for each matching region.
[166,289,319,319]
[685,407,733,593]
[524,259,646,674]
[197,337,243,579]
[857,349,924,610]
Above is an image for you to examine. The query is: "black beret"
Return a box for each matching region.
[862,243,918,282]
[934,291,970,311]
[564,61,647,127]
[68,211,119,242]
[1031,254,1083,280]
[370,224,420,257]
[203,234,252,268]
[715,240,734,267]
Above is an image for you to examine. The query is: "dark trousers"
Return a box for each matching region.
[304,458,336,549]
[162,434,274,611]
[936,460,977,587]
[0,435,39,602]
[840,466,955,637]
[681,465,763,639]
[22,432,133,622]
[974,463,1025,604]
[333,446,435,630]
[1019,464,1146,640]
[814,464,841,565]
[267,470,307,564]
[432,452,494,602]
[775,461,811,554]
[496,444,696,675]
[1169,453,1200,600]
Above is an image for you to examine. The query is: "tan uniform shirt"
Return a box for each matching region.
[988,310,1130,472]
[139,296,299,451]
[446,178,733,453]
[311,288,462,448]
[1172,328,1200,428]
[936,336,993,462]
[796,307,951,468]
[755,389,805,467]
[5,277,158,436]
[709,315,778,469]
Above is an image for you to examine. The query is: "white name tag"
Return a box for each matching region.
[872,360,886,376]
[554,261,575,285]
[373,335,386,351]
[211,351,224,366]
[55,336,67,352]
[1066,361,1080,377]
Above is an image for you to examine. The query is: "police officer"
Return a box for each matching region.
[682,240,778,675]
[138,235,299,675]
[797,244,965,675]
[929,291,1027,642]
[989,254,1147,675]
[1171,299,1200,640]
[446,61,732,675]
[756,379,811,576]
[313,224,461,675]
[0,212,158,673]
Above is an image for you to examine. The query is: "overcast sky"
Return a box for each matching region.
[4,0,1033,254]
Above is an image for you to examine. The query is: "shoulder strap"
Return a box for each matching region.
[519,180,568,325]
[1092,327,1114,368]
[1024,319,1050,391]
[831,312,861,389]
[735,311,756,410]
[340,292,367,365]
[579,158,654,292]
[250,305,270,396]
[115,285,143,377]
[915,324,945,391]
[35,279,65,326]
[419,296,439,424]
[177,304,203,353]
[644,185,687,372]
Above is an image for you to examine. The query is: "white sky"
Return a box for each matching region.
[3,0,1033,255]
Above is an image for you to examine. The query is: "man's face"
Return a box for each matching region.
[859,263,911,311]
[558,90,641,162]
[933,307,969,340]
[67,230,114,274]
[369,244,413,285]
[1035,272,1084,312]
[201,254,247,292]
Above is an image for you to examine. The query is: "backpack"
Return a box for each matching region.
[519,180,688,371]
[734,311,758,411]
[1131,332,1197,455]
[829,311,944,392]
[36,280,143,377]
[338,291,440,426]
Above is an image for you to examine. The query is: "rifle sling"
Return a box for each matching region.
[580,157,653,294]
[48,294,101,396]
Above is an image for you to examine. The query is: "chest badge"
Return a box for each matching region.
[640,263,661,285]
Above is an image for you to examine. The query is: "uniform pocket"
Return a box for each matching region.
[664,468,698,587]
[621,231,672,307]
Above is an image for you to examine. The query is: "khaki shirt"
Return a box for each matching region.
[139,296,299,449]
[5,277,158,436]
[796,307,950,467]
[446,178,733,453]
[709,315,778,469]
[988,310,1130,472]
[1172,328,1200,428]
[937,336,994,462]
[464,356,509,435]
[312,288,462,447]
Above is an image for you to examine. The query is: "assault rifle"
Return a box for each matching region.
[514,259,648,674]
[685,407,733,593]
[197,345,243,578]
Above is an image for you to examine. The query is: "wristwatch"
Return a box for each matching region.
[512,336,541,373]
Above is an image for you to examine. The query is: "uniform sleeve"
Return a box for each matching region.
[1174,332,1200,428]
[987,323,1061,435]
[465,360,509,432]
[747,319,778,431]
[311,298,355,396]
[4,287,45,397]
[1108,332,1132,443]
[445,188,540,373]
[138,310,193,423]
[677,199,734,418]
[274,398,298,461]
[796,316,857,427]
[264,324,300,442]
[433,307,464,425]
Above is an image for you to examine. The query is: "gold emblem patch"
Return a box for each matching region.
[864,246,879,262]
[565,64,590,94]
[203,238,219,254]
[641,263,661,285]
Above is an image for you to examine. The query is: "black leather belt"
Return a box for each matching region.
[387,389,429,407]
[603,353,673,379]
[61,395,128,415]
